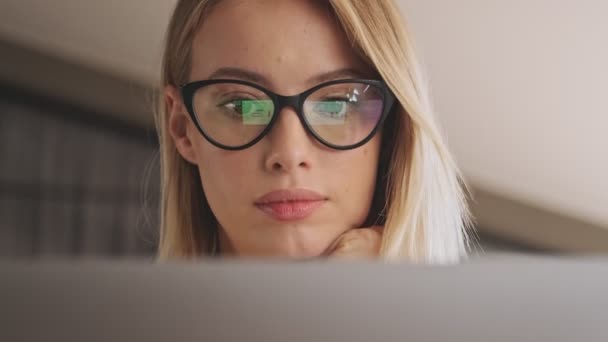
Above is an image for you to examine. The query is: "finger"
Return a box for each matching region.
[321,229,358,257]
[321,235,343,257]
[326,227,383,258]
[371,225,383,234]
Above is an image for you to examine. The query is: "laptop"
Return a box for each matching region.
[1,254,607,341]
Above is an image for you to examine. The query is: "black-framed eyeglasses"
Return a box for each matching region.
[180,78,395,151]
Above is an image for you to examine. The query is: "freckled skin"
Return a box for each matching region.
[167,0,382,257]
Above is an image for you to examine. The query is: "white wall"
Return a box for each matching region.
[399,0,608,226]
[0,0,173,84]
[0,0,606,227]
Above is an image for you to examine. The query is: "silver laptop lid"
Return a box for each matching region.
[2,255,607,342]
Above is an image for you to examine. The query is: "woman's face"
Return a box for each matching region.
[168,0,382,257]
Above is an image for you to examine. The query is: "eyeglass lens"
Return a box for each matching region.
[191,82,385,148]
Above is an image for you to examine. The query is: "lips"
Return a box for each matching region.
[254,189,327,221]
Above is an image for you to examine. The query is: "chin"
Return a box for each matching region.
[246,236,328,259]
[251,244,322,259]
[224,223,338,258]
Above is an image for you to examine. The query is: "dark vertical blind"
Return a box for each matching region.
[0,88,159,258]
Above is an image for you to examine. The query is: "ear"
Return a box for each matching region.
[165,85,198,164]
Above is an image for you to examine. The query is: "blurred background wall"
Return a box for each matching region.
[400,0,608,253]
[0,0,606,258]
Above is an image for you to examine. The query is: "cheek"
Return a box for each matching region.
[327,138,382,224]
[193,139,257,205]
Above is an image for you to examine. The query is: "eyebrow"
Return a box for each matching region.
[307,68,370,84]
[206,67,370,88]
[208,67,270,85]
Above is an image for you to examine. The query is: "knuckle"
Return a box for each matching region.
[335,236,355,252]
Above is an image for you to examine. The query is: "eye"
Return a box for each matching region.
[217,98,274,126]
[313,98,351,117]
[218,95,261,118]
[220,95,252,110]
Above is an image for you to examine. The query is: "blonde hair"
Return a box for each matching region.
[155,0,473,263]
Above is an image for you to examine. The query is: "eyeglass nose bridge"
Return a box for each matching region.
[273,93,304,116]
[266,93,309,130]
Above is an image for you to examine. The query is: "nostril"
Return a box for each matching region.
[269,160,308,172]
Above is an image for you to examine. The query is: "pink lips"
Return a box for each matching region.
[254,189,327,221]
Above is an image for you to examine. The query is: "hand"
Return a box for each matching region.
[322,226,383,259]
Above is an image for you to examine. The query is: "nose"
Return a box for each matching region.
[263,106,314,173]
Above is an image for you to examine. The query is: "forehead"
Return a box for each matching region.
[189,0,372,92]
